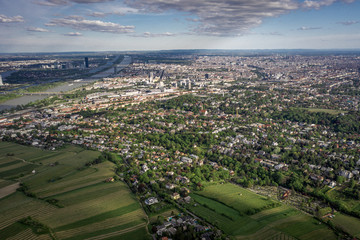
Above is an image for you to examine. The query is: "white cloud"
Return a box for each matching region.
[71,0,113,3]
[34,0,113,5]
[64,32,83,36]
[34,0,68,6]
[87,12,110,18]
[298,26,322,30]
[338,20,359,25]
[48,17,135,33]
[302,0,336,9]
[125,0,357,36]
[133,32,176,38]
[27,27,50,32]
[87,7,139,18]
[302,0,355,9]
[0,14,25,23]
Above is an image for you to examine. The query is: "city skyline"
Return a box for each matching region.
[0,0,359,53]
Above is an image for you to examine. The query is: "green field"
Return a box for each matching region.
[0,179,17,189]
[300,108,347,115]
[330,213,360,238]
[326,187,360,213]
[189,183,337,240]
[195,183,279,215]
[0,142,149,240]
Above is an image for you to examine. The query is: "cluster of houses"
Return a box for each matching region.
[154,215,213,239]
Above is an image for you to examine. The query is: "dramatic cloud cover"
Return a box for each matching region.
[0,0,359,52]
[125,0,299,36]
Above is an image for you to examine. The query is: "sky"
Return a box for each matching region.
[0,0,359,52]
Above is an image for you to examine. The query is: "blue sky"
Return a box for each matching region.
[0,0,359,52]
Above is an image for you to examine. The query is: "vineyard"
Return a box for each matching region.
[0,142,149,240]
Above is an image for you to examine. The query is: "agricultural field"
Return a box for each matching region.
[188,183,337,240]
[0,142,149,240]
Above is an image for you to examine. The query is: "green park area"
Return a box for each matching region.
[188,183,337,240]
[301,108,347,115]
[0,142,149,240]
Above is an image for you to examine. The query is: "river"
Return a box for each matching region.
[0,55,131,111]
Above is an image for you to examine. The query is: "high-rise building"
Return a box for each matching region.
[114,66,117,74]
[84,57,89,68]
[149,72,154,83]
[0,75,3,86]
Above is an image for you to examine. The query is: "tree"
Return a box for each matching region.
[336,176,345,184]
[349,178,356,189]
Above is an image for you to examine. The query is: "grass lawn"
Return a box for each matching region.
[196,183,279,215]
[189,183,337,240]
[331,213,360,237]
[149,208,180,224]
[191,193,240,219]
[299,108,347,115]
[326,187,360,212]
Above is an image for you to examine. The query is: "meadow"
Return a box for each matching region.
[301,108,347,115]
[329,212,360,238]
[325,187,360,213]
[189,183,337,240]
[0,142,149,240]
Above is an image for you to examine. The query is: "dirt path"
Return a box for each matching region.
[0,182,19,199]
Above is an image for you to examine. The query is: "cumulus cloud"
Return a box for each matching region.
[27,27,49,32]
[0,14,25,23]
[64,32,83,36]
[338,20,359,25]
[297,26,322,30]
[48,17,135,34]
[125,0,299,36]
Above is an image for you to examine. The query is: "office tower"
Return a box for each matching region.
[84,57,89,68]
